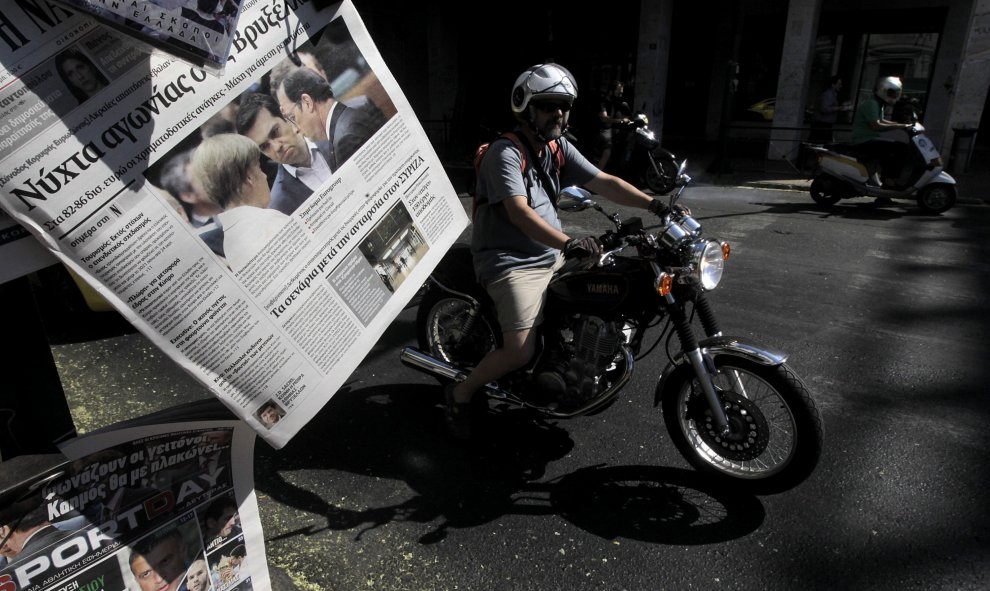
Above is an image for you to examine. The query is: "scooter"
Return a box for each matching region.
[805,122,956,215]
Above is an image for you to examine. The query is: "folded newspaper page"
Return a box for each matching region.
[50,0,245,73]
[0,400,267,591]
[0,0,469,448]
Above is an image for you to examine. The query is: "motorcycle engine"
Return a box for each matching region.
[534,315,623,410]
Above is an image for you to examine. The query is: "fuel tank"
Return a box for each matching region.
[548,257,656,316]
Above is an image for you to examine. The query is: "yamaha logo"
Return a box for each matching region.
[587,283,619,295]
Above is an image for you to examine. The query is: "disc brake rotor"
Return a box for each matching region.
[687,389,770,461]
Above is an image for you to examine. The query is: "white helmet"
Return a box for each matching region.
[511,63,578,116]
[876,76,903,105]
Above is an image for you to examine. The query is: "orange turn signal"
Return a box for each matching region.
[656,273,673,296]
[721,241,731,260]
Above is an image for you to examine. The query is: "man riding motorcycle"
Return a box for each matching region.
[445,63,667,439]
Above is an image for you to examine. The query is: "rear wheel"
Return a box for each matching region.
[916,183,956,215]
[809,174,845,205]
[645,155,678,194]
[416,288,499,368]
[661,357,823,493]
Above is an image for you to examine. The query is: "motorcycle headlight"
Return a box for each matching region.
[690,240,725,290]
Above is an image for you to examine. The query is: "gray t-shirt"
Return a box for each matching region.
[471,134,598,283]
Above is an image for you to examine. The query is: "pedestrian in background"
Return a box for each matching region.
[809,75,851,144]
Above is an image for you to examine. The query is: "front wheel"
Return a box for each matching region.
[660,357,823,494]
[644,155,678,195]
[916,183,956,215]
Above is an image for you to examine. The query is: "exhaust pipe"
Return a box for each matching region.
[400,347,469,382]
[400,346,516,400]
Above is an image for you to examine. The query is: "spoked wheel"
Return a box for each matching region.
[645,155,678,195]
[415,288,499,367]
[661,357,823,494]
[916,183,956,215]
[809,174,846,206]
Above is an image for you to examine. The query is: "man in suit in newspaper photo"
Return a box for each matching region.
[235,93,334,215]
[0,502,74,567]
[274,66,387,171]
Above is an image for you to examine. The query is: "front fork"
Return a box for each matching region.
[666,291,732,434]
[695,295,749,397]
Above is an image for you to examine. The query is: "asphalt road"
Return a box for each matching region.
[46,181,990,590]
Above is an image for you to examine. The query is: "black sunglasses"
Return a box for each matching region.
[533,101,571,113]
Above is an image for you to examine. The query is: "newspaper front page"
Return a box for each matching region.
[0,0,469,448]
[0,401,266,591]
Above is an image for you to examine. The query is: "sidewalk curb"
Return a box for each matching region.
[716,179,985,206]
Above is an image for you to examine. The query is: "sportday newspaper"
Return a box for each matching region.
[0,400,266,591]
[0,0,469,448]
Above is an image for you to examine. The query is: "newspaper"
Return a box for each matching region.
[0,400,268,591]
[50,0,245,73]
[0,0,470,448]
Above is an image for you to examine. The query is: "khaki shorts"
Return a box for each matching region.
[484,255,564,332]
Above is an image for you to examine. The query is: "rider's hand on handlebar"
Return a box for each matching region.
[564,235,602,259]
[648,198,670,217]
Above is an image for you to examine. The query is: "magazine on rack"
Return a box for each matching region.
[0,399,268,591]
[0,0,469,448]
[51,0,245,73]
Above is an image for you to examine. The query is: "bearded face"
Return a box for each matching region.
[528,100,571,142]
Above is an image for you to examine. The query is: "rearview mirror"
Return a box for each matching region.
[558,186,597,212]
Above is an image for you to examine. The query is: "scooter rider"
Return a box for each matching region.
[851,76,913,187]
[445,63,667,439]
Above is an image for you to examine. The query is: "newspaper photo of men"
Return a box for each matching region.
[144,25,397,273]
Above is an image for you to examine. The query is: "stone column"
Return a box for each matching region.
[942,0,990,164]
[770,0,822,168]
[634,0,674,143]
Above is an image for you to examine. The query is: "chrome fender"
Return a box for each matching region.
[653,336,788,406]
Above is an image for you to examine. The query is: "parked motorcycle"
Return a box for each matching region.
[577,112,680,195]
[401,162,824,493]
[806,122,956,214]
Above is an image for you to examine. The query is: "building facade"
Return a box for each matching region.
[356,0,988,174]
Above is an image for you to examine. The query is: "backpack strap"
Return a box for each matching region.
[547,138,564,174]
[472,132,564,220]
[472,132,532,221]
[515,132,564,208]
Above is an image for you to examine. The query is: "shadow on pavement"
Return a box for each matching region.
[254,384,764,547]
[699,197,955,222]
[757,199,922,220]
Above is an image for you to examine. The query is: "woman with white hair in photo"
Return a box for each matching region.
[189,133,289,272]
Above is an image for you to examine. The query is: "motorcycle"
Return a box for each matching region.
[805,122,957,214]
[577,112,680,195]
[401,161,824,493]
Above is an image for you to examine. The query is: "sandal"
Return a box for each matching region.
[444,383,472,440]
